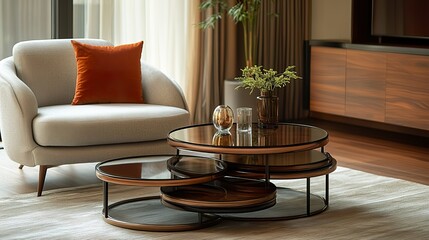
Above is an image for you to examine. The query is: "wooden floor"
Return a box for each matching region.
[303,119,429,186]
[0,119,428,198]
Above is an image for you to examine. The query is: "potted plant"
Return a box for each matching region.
[235,65,301,128]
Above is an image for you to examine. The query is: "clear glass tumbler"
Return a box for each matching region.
[236,107,252,132]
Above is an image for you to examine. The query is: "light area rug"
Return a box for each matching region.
[0,167,428,240]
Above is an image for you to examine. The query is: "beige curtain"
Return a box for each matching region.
[187,1,239,124]
[257,0,311,120]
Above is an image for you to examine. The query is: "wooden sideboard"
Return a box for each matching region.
[310,42,429,132]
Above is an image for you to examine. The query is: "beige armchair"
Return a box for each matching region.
[0,39,190,196]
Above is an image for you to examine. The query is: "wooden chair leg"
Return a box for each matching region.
[37,165,48,197]
[19,164,24,169]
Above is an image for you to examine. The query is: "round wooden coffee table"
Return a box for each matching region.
[96,123,337,232]
[167,123,337,220]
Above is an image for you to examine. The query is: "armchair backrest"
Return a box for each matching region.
[13,39,112,107]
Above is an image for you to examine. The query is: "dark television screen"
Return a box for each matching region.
[372,0,429,39]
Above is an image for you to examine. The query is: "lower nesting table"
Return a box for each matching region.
[95,155,276,231]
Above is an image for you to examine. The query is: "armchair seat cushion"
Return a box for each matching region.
[33,104,189,147]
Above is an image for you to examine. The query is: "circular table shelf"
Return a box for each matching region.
[161,177,277,213]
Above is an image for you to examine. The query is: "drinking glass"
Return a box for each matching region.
[236,107,252,132]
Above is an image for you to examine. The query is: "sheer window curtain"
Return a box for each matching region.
[0,0,51,60]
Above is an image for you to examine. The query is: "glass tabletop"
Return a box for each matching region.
[167,123,329,154]
[95,155,227,187]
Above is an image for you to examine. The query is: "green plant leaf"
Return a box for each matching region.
[235,65,301,93]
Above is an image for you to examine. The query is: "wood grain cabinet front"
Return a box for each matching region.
[310,46,429,131]
[386,53,429,131]
[345,49,386,122]
[310,47,346,116]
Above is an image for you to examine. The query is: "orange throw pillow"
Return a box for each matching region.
[71,40,144,105]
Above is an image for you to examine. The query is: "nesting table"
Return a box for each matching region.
[95,123,337,231]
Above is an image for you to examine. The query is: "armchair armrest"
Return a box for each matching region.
[0,57,38,166]
[141,62,189,111]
